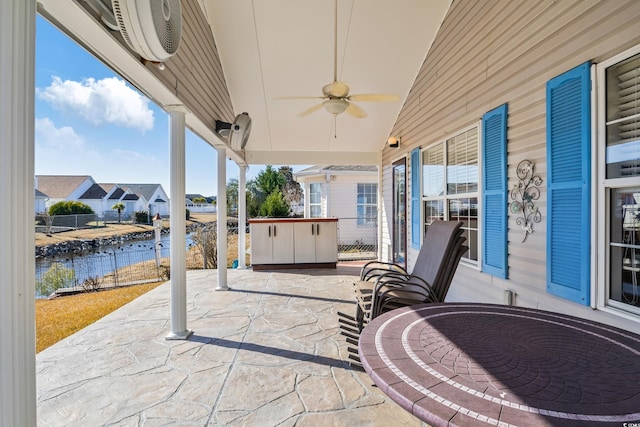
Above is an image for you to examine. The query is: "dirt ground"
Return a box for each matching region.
[35,212,217,247]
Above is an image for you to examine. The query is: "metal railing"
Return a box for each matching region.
[35,222,242,298]
[34,218,378,297]
[337,216,378,261]
[35,214,101,234]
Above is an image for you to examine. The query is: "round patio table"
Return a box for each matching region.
[358,303,640,427]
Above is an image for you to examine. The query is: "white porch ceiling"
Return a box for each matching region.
[202,0,451,165]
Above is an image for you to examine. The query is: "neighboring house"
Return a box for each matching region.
[186,193,205,205]
[294,165,377,246]
[35,175,96,211]
[34,189,48,214]
[34,176,169,218]
[186,193,216,213]
[78,183,108,215]
[117,183,170,217]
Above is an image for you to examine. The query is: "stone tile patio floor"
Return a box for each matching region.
[37,264,425,426]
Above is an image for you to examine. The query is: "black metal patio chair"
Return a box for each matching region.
[338,220,467,366]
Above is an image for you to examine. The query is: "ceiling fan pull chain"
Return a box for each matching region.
[334,115,337,138]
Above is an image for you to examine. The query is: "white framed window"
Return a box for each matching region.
[422,125,479,265]
[309,182,322,218]
[357,183,377,226]
[597,44,640,316]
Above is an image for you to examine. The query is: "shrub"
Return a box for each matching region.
[186,208,191,221]
[159,264,171,280]
[48,201,94,216]
[81,276,102,292]
[260,190,290,217]
[134,211,149,223]
[36,263,76,296]
[191,226,217,269]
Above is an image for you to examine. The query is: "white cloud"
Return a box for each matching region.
[38,76,154,132]
[35,117,84,149]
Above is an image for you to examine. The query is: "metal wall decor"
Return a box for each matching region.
[510,159,542,242]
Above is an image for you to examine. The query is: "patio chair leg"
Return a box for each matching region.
[337,311,356,322]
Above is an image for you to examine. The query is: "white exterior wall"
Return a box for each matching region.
[35,197,47,214]
[380,0,640,333]
[327,174,377,246]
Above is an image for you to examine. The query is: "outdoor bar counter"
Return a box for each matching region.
[359,303,640,427]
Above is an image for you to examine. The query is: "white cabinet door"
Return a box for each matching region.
[314,221,338,263]
[271,222,294,264]
[250,223,273,264]
[294,222,316,263]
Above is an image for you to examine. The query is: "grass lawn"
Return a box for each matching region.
[36,282,163,353]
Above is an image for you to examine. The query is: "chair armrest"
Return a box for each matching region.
[370,274,439,319]
[360,261,408,280]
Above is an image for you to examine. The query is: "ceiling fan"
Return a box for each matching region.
[279,0,400,119]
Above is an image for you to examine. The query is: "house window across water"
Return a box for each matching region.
[422,126,479,265]
[309,183,322,218]
[357,183,377,226]
[599,46,640,315]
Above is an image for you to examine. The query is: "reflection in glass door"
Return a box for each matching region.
[392,158,407,268]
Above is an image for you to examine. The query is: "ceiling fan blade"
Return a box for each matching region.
[345,102,367,118]
[347,94,401,102]
[299,103,325,117]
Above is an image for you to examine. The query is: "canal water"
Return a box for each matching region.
[35,233,197,296]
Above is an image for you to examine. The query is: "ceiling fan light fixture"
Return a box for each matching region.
[323,98,349,115]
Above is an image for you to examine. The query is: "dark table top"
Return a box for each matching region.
[358,303,640,427]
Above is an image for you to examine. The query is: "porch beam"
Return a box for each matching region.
[238,165,247,269]
[216,147,229,290]
[244,150,379,166]
[0,0,37,425]
[166,105,192,340]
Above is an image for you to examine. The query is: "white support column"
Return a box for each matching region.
[166,105,192,340]
[0,1,36,425]
[237,165,247,269]
[216,147,229,290]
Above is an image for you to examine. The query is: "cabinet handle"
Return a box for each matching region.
[311,224,315,235]
[274,225,277,237]
[268,225,271,237]
[316,224,320,235]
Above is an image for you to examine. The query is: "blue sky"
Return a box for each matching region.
[35,16,297,197]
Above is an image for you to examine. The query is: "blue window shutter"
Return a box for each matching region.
[482,104,508,279]
[411,148,421,249]
[546,62,591,306]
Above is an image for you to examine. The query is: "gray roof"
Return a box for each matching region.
[35,189,48,198]
[108,188,125,200]
[79,183,107,200]
[118,184,163,202]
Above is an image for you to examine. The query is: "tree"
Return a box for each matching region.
[259,190,290,217]
[226,178,239,216]
[255,165,285,197]
[192,197,207,204]
[112,202,125,223]
[278,166,303,211]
